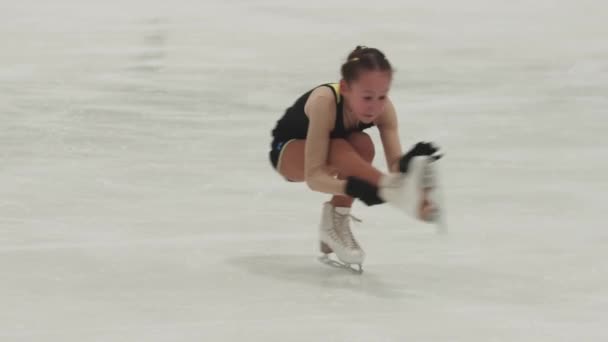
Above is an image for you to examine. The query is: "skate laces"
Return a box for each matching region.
[332,209,362,250]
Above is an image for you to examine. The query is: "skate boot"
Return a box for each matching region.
[379,156,446,231]
[318,202,365,273]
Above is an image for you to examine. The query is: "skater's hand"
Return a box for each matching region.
[399,141,443,173]
[345,176,385,206]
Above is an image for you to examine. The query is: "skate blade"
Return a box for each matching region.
[318,254,363,274]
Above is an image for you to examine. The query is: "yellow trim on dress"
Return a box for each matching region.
[328,83,341,104]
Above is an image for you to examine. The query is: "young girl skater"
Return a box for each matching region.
[268,46,442,272]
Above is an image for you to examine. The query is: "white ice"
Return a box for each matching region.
[1,0,607,341]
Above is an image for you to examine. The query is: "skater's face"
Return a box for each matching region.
[341,70,392,124]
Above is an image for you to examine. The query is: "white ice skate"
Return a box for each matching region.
[318,202,365,273]
[379,156,446,233]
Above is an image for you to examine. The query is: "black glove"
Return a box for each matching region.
[345,176,385,206]
[399,141,442,173]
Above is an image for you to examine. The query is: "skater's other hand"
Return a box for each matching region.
[399,141,443,173]
[418,189,436,222]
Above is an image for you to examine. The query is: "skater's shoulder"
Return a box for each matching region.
[304,85,339,124]
[375,97,398,128]
[308,83,339,103]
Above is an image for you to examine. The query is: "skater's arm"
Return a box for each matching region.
[376,98,403,173]
[303,88,347,196]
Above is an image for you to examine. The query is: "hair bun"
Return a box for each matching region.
[341,46,392,82]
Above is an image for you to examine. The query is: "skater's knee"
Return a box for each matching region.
[347,132,375,162]
[328,138,352,154]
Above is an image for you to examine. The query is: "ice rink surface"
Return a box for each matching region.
[1,0,607,341]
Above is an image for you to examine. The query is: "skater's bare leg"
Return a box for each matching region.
[329,132,376,208]
[277,134,382,186]
[277,135,432,219]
